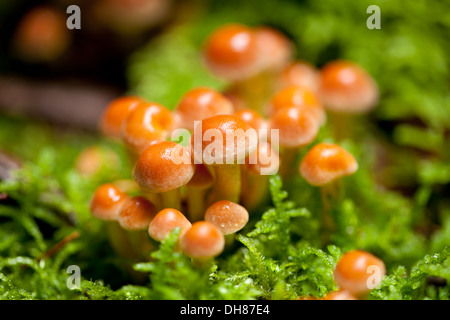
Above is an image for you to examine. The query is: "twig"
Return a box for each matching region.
[37,230,81,261]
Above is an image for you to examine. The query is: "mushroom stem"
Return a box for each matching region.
[240,170,269,211]
[158,188,182,211]
[233,70,273,115]
[319,181,341,242]
[186,187,209,222]
[210,164,241,203]
[278,147,298,179]
[329,111,353,141]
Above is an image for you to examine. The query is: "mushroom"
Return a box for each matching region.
[133,140,195,210]
[234,108,269,141]
[241,141,280,211]
[75,145,120,177]
[322,290,358,300]
[185,164,214,222]
[121,101,175,156]
[118,196,158,231]
[333,250,386,298]
[12,6,70,62]
[148,208,192,242]
[254,26,294,73]
[318,60,379,140]
[204,200,249,245]
[268,105,321,177]
[268,85,326,125]
[192,115,258,203]
[276,60,320,93]
[299,143,358,235]
[90,183,129,221]
[99,96,143,138]
[180,221,225,263]
[174,87,234,131]
[203,23,263,81]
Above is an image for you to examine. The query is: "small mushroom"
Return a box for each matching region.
[203,23,263,81]
[121,101,175,156]
[118,196,158,231]
[234,108,269,141]
[333,250,386,298]
[204,200,249,235]
[174,87,234,131]
[254,26,294,72]
[133,141,195,210]
[90,183,129,221]
[192,115,258,203]
[99,96,143,138]
[148,208,192,242]
[276,60,320,93]
[180,221,225,263]
[75,146,120,177]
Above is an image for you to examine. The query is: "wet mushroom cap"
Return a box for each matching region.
[100,96,143,138]
[118,196,158,230]
[148,208,192,241]
[192,114,258,165]
[203,24,263,80]
[204,200,249,235]
[180,221,225,259]
[269,105,320,148]
[133,141,195,193]
[254,26,293,71]
[175,87,234,131]
[269,85,326,125]
[334,250,386,297]
[319,60,379,113]
[299,143,358,186]
[122,102,175,154]
[90,183,129,220]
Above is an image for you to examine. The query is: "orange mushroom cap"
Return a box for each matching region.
[118,196,158,230]
[13,6,70,62]
[234,108,268,140]
[269,85,326,125]
[100,96,143,138]
[148,208,192,242]
[203,24,263,81]
[319,60,379,113]
[204,200,249,235]
[299,143,358,186]
[277,61,320,93]
[180,221,225,259]
[90,183,129,221]
[75,146,120,177]
[133,141,195,193]
[269,105,320,148]
[254,26,293,72]
[334,250,386,297]
[175,87,234,131]
[245,141,280,176]
[192,114,258,165]
[122,102,175,154]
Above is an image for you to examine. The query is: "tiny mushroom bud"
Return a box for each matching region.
[276,60,320,93]
[319,60,379,114]
[299,142,358,187]
[334,250,386,298]
[192,114,258,203]
[100,96,143,138]
[90,183,129,221]
[181,221,225,261]
[203,24,263,81]
[204,200,249,235]
[122,101,175,155]
[269,85,326,125]
[148,208,192,242]
[75,146,120,177]
[175,87,234,131]
[254,26,293,72]
[133,141,195,210]
[118,196,158,231]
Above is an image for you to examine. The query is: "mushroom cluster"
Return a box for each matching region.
[86,23,378,265]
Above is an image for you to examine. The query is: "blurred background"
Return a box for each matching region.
[0,0,449,297]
